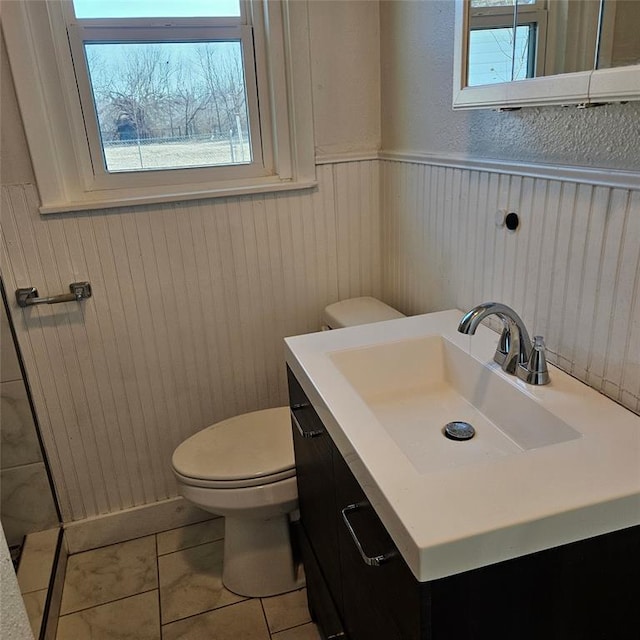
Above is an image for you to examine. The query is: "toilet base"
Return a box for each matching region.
[222,515,305,598]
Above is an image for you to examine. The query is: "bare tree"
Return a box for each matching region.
[196,43,248,139]
[89,45,172,140]
[85,46,117,139]
[172,59,211,137]
[86,42,249,144]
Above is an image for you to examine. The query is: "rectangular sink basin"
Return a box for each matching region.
[329,335,581,474]
[286,309,640,582]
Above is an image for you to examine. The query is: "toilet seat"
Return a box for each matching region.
[172,406,294,489]
[173,466,295,489]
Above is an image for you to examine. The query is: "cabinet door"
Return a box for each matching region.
[333,452,425,640]
[288,368,344,628]
[296,522,345,639]
[428,521,640,640]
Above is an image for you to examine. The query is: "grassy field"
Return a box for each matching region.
[104,139,251,172]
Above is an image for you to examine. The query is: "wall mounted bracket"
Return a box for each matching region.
[16,282,92,308]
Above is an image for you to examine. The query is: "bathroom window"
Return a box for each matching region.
[2,0,315,212]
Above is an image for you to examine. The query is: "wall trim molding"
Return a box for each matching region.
[63,497,213,554]
[379,150,640,191]
[315,151,380,165]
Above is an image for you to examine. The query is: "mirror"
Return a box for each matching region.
[453,0,640,109]
[598,0,640,69]
[466,0,601,87]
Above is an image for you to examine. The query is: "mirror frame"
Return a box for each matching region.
[453,0,640,110]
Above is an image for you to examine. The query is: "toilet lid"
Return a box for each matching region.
[172,407,294,483]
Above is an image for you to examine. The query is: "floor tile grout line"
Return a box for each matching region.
[259,595,275,639]
[261,588,311,637]
[159,594,252,629]
[155,516,219,536]
[65,531,160,557]
[157,534,225,557]
[160,598,262,635]
[65,517,221,558]
[58,586,159,618]
[155,532,163,638]
[271,620,317,638]
[156,518,226,556]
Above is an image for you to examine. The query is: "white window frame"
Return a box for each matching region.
[2,0,316,213]
[67,22,269,188]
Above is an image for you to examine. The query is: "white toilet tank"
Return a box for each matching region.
[322,296,405,330]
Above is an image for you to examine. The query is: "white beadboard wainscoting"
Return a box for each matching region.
[381,157,640,416]
[0,160,381,522]
[2,154,639,529]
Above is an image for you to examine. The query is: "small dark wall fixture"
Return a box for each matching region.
[505,212,520,231]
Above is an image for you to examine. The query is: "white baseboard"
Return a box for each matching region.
[64,497,213,554]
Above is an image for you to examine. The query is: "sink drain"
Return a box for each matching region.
[443,421,475,441]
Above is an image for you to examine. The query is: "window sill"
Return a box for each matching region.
[38,178,318,214]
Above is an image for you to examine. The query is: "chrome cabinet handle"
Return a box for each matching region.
[290,408,324,439]
[341,502,395,567]
[16,282,92,307]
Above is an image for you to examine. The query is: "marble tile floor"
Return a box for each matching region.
[17,527,61,636]
[55,518,321,640]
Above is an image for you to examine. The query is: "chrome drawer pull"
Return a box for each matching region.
[290,409,324,439]
[341,502,394,567]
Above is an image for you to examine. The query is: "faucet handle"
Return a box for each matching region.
[493,326,510,367]
[518,335,550,385]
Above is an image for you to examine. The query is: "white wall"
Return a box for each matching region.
[381,161,639,414]
[379,1,639,415]
[380,0,640,171]
[0,32,34,186]
[310,0,380,157]
[0,1,382,522]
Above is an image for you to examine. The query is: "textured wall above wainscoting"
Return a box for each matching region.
[381,159,640,415]
[0,161,381,522]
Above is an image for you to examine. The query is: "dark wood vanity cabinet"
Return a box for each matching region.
[288,367,640,640]
[288,368,344,637]
[333,449,425,640]
[289,366,425,639]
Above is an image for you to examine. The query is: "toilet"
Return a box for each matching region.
[171,297,405,597]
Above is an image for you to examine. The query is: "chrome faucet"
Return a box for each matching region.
[458,302,550,385]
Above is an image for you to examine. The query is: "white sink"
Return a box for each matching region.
[285,309,640,582]
[329,335,581,474]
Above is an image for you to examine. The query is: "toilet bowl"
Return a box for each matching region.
[171,297,404,598]
[172,407,299,597]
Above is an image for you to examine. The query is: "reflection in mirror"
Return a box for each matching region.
[467,0,533,86]
[545,0,599,75]
[598,0,640,69]
[454,0,640,108]
[466,0,601,87]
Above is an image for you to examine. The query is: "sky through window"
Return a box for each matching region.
[72,0,241,19]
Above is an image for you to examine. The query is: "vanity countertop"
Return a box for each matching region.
[285,310,640,582]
